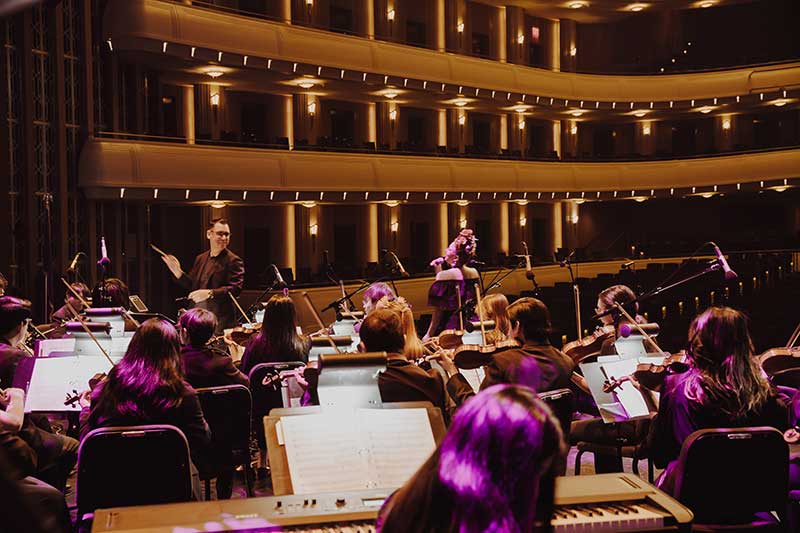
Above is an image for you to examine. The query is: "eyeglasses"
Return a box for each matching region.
[212,231,230,238]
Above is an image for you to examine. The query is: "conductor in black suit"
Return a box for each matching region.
[163,218,245,332]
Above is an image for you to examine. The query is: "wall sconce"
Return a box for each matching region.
[569,46,577,57]
[309,223,318,236]
[570,214,579,224]
[570,125,577,135]
[457,21,464,33]
[722,118,731,130]
[519,119,525,131]
[391,220,399,233]
[459,217,467,229]
[517,33,525,45]
[306,0,313,5]
[520,216,527,227]
[307,101,316,117]
[458,114,466,126]
[389,108,397,121]
[387,8,395,22]
[643,124,651,136]
[210,93,220,106]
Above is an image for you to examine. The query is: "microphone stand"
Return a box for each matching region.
[483,261,523,294]
[320,279,375,315]
[244,279,280,319]
[559,251,582,340]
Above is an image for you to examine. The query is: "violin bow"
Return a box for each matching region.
[228,291,252,324]
[301,292,341,354]
[474,284,487,346]
[61,296,116,368]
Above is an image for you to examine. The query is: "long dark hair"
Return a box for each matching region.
[249,295,308,363]
[378,385,565,533]
[88,319,186,422]
[684,307,772,420]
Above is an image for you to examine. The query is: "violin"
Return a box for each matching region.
[758,319,800,376]
[563,325,615,364]
[452,338,520,369]
[227,322,262,346]
[64,372,107,407]
[602,353,689,394]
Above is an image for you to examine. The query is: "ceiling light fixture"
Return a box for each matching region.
[568,1,588,8]
[383,90,399,99]
[629,3,647,11]
[570,110,584,117]
[205,70,224,78]
[454,99,468,107]
[298,81,315,89]
[698,106,713,114]
[633,111,647,117]
[772,99,789,107]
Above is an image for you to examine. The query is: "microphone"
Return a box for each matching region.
[97,236,111,266]
[621,261,635,270]
[619,322,660,338]
[390,252,410,277]
[469,259,487,268]
[711,243,737,280]
[271,264,287,287]
[67,252,81,272]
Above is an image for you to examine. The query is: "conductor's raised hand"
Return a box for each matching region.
[162,254,182,278]
[188,289,213,303]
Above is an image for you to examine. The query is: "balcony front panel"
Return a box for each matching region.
[104,0,800,104]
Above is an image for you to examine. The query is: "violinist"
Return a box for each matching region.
[375,297,426,362]
[646,307,788,495]
[240,294,310,376]
[423,229,480,340]
[595,285,654,356]
[91,278,138,331]
[0,297,79,495]
[78,318,212,480]
[478,293,511,344]
[443,297,574,405]
[162,218,245,333]
[178,308,249,389]
[362,282,395,317]
[50,282,90,323]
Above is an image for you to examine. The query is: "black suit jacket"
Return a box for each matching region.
[177,248,245,331]
[447,341,575,405]
[181,345,249,389]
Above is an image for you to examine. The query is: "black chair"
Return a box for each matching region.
[538,388,573,444]
[196,384,254,499]
[76,425,192,525]
[672,427,788,529]
[248,362,306,448]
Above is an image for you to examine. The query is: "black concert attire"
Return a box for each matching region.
[176,248,245,333]
[240,336,310,377]
[2,339,78,493]
[0,450,71,533]
[181,344,249,389]
[80,379,212,476]
[446,341,575,405]
[427,274,478,337]
[647,372,788,495]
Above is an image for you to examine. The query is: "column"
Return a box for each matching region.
[552,120,562,158]
[364,203,379,264]
[283,95,294,149]
[366,102,377,144]
[435,0,445,51]
[437,202,449,254]
[494,202,509,256]
[560,19,577,72]
[182,85,195,144]
[282,204,297,277]
[551,202,563,252]
[635,120,656,156]
[564,201,579,250]
[562,119,578,158]
[550,19,560,71]
[362,0,375,38]
[437,109,447,148]
[496,6,507,63]
[506,6,525,64]
[715,114,734,152]
[280,0,291,23]
[499,114,508,151]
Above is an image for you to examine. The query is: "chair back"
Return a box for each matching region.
[76,425,192,520]
[196,384,252,467]
[248,362,305,445]
[673,426,788,524]
[538,388,574,444]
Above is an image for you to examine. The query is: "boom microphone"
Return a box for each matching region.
[271,264,287,287]
[619,322,660,338]
[67,252,81,272]
[711,243,737,280]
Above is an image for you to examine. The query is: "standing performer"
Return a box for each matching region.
[162,218,245,333]
[423,229,480,340]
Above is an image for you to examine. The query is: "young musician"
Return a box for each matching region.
[423,229,480,340]
[594,284,653,355]
[79,318,212,475]
[0,296,31,389]
[91,278,138,331]
[377,384,565,532]
[478,293,511,344]
[362,282,395,317]
[51,282,90,323]
[162,218,245,333]
[647,306,788,494]
[178,308,249,389]
[240,294,310,376]
[376,297,426,362]
[442,297,575,405]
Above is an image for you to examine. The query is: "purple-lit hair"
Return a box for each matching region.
[684,306,771,419]
[88,319,185,421]
[378,385,565,533]
[363,283,395,307]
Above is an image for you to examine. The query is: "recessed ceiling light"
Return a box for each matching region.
[205,70,224,79]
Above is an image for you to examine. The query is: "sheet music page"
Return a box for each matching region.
[281,411,369,493]
[459,368,484,392]
[600,359,650,418]
[24,356,117,412]
[361,408,436,489]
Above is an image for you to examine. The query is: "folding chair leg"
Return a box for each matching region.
[632,457,640,476]
[204,479,211,501]
[244,464,255,497]
[647,459,654,483]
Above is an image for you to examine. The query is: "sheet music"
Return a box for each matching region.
[459,367,485,392]
[600,359,650,418]
[23,356,119,412]
[362,408,436,489]
[280,407,436,494]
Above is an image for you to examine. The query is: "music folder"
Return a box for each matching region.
[580,355,665,424]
